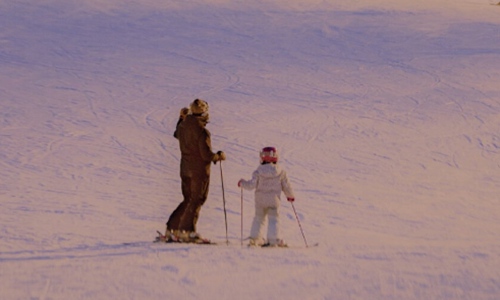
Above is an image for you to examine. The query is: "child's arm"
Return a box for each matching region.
[238,170,259,190]
[281,171,295,200]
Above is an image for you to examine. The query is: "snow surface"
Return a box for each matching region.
[1,0,500,299]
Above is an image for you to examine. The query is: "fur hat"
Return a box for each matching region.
[190,99,209,115]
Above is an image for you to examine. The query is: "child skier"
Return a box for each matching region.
[238,147,295,247]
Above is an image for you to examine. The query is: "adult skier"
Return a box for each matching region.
[165,99,226,243]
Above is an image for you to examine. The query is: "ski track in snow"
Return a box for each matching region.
[1,0,500,299]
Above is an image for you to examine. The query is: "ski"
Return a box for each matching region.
[245,241,319,248]
[260,242,319,248]
[154,230,216,245]
[261,242,288,248]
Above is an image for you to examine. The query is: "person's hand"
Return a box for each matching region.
[237,179,243,187]
[287,197,295,202]
[213,151,226,164]
[217,151,226,161]
[179,107,189,120]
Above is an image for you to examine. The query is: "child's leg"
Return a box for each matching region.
[249,205,266,245]
[267,207,281,245]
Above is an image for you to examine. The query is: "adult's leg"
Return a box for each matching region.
[166,175,192,231]
[179,174,210,232]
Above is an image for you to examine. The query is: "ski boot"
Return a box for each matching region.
[261,239,288,248]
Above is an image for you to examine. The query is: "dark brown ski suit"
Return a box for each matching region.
[167,114,223,232]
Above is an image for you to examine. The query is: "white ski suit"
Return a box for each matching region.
[240,163,295,245]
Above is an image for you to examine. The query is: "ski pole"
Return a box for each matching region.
[240,186,244,247]
[220,161,229,245]
[291,202,309,248]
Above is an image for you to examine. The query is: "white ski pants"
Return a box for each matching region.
[250,205,280,244]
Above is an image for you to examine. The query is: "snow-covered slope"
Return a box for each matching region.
[1,0,499,299]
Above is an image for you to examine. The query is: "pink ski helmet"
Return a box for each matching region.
[260,146,278,163]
